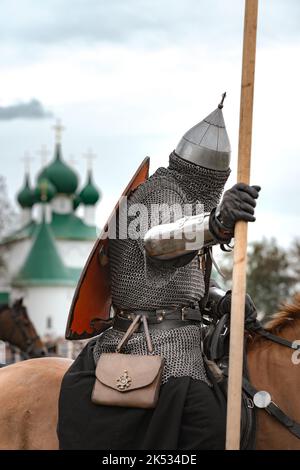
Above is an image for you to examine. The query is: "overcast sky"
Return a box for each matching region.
[1,0,300,246]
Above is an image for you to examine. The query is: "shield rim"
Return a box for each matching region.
[65,157,150,340]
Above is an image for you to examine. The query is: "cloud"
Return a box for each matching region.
[0,0,299,51]
[0,99,53,121]
[1,0,238,48]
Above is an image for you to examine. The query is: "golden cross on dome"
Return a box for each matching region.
[83,148,97,171]
[36,145,50,166]
[21,152,34,174]
[52,119,65,144]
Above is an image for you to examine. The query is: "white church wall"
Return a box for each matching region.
[83,206,96,226]
[51,196,73,214]
[12,285,75,337]
[56,240,95,268]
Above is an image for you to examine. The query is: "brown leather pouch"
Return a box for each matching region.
[91,314,165,409]
[92,352,165,408]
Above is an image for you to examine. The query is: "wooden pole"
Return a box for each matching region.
[225,0,259,450]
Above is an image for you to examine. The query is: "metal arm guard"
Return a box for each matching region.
[143,213,217,260]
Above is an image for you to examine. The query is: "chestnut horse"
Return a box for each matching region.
[0,299,47,359]
[247,294,300,450]
[1,295,300,450]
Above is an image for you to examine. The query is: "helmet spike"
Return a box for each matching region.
[218,92,227,109]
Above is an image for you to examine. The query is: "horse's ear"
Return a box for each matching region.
[15,298,23,307]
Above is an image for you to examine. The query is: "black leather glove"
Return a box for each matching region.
[217,183,260,230]
[217,290,257,326]
[209,183,261,243]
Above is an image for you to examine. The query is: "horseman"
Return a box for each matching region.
[58,96,260,450]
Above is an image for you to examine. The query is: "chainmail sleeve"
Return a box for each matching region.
[129,176,198,287]
[108,173,206,311]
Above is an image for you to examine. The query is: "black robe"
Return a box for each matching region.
[57,338,226,450]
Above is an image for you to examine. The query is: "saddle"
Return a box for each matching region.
[203,315,256,450]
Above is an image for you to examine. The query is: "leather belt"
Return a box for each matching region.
[113,306,202,332]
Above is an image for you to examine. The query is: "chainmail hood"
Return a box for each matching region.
[155,151,230,211]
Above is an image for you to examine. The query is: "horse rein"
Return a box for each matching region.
[252,324,300,351]
[244,323,300,439]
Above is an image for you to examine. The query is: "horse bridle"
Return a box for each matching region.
[242,322,300,440]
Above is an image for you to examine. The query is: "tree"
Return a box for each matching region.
[218,238,296,321]
[246,238,295,320]
[0,176,17,239]
[0,175,17,271]
[289,238,300,293]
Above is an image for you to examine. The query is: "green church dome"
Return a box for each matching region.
[79,170,101,205]
[37,165,49,183]
[34,178,57,203]
[17,174,35,208]
[73,193,81,210]
[46,143,78,194]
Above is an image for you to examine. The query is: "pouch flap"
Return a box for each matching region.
[95,353,164,392]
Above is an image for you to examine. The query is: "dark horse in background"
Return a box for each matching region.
[0,298,47,360]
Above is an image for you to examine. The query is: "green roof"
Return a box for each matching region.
[50,212,98,240]
[0,292,10,304]
[37,165,49,182]
[46,143,78,194]
[12,218,80,287]
[79,170,101,205]
[17,174,35,208]
[73,193,81,210]
[1,211,97,245]
[34,178,57,203]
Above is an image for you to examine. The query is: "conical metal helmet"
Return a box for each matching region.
[175,93,231,171]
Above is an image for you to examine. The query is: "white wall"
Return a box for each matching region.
[51,196,72,214]
[83,206,96,226]
[12,285,75,337]
[56,239,95,268]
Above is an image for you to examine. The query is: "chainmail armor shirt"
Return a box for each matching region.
[93,152,230,385]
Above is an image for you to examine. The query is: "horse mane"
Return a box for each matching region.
[264,293,300,333]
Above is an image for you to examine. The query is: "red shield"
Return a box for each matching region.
[65,157,150,340]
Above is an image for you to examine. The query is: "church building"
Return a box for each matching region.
[0,122,101,337]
